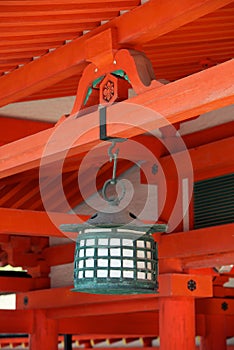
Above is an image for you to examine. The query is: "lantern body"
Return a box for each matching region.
[74,226,158,294]
[60,210,167,295]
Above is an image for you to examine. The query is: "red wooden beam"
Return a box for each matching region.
[0,311,233,340]
[196,298,234,316]
[0,208,88,238]
[53,311,230,339]
[0,0,231,106]
[214,286,234,298]
[183,251,234,269]
[46,298,159,319]
[0,116,53,145]
[43,242,75,266]
[16,274,212,314]
[157,223,234,262]
[179,121,234,150]
[0,0,138,14]
[158,274,212,298]
[188,136,234,181]
[0,59,233,179]
[44,247,234,272]
[0,276,49,293]
[58,312,159,336]
[42,223,234,269]
[0,310,32,333]
[17,286,158,311]
[0,309,232,340]
[116,0,233,45]
[143,136,234,183]
[3,120,229,180]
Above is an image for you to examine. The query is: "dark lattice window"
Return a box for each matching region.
[194,173,234,229]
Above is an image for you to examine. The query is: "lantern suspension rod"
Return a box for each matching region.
[108,140,119,185]
[99,104,127,205]
[99,105,126,143]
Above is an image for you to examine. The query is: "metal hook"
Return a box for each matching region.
[99,106,127,202]
[108,140,119,184]
[108,140,119,161]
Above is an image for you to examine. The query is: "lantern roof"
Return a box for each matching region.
[60,208,167,234]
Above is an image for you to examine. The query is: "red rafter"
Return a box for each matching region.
[0,59,233,179]
[0,0,232,106]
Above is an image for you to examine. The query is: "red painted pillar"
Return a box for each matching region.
[200,315,226,350]
[159,297,195,350]
[29,310,58,350]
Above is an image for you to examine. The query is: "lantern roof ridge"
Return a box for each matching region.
[60,208,167,234]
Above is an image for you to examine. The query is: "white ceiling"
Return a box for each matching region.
[0,96,76,123]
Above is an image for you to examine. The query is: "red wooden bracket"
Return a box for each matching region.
[70,49,162,116]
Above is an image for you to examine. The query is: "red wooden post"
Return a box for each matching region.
[29,310,58,350]
[159,297,195,350]
[200,315,226,350]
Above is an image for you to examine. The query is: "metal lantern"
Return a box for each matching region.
[60,138,167,294]
[61,209,166,295]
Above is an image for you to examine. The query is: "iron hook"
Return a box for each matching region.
[108,140,119,161]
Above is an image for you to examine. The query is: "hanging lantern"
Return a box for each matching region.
[60,132,167,294]
[61,208,166,294]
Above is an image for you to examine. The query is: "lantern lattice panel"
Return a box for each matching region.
[73,228,158,294]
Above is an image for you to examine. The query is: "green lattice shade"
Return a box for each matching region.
[74,227,157,294]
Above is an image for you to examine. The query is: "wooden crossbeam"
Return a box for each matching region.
[197,298,234,316]
[0,0,232,106]
[0,116,53,145]
[43,242,75,265]
[16,274,212,314]
[142,135,234,184]
[0,276,49,292]
[0,208,88,238]
[163,136,234,181]
[0,59,233,179]
[157,223,234,262]
[16,286,157,310]
[42,223,234,269]
[0,310,159,336]
[0,310,32,333]
[0,309,234,338]
[47,298,159,319]
[0,208,233,269]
